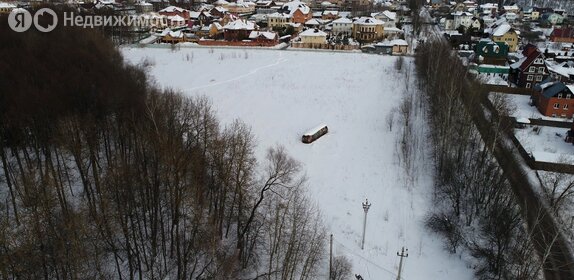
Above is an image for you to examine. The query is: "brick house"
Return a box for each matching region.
[533,82,574,118]
[278,1,311,24]
[223,20,256,41]
[510,45,549,89]
[159,6,190,21]
[550,28,574,43]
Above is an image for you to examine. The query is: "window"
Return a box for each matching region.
[554,103,560,109]
[534,58,544,64]
[559,93,563,99]
[526,82,531,88]
[538,67,545,73]
[567,94,571,99]
[536,75,543,81]
[564,104,569,110]
[527,75,533,81]
[529,66,535,72]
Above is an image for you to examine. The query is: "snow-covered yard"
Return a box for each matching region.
[122,46,473,279]
[514,126,574,163]
[493,92,574,122]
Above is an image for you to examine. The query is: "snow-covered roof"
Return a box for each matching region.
[168,15,185,21]
[332,17,352,24]
[211,22,223,30]
[135,1,153,6]
[281,1,310,15]
[223,20,256,30]
[299,28,327,37]
[376,39,408,46]
[322,10,338,15]
[492,23,511,37]
[213,0,229,5]
[384,27,402,33]
[305,18,320,25]
[303,124,328,136]
[353,17,384,25]
[159,6,187,13]
[268,12,291,18]
[249,31,277,40]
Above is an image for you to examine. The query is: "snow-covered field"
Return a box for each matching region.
[122,46,473,280]
[514,126,574,163]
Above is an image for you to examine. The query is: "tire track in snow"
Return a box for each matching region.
[184,52,287,92]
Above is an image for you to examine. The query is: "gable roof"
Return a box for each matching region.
[492,23,512,37]
[552,28,574,39]
[249,31,277,40]
[542,82,573,98]
[223,20,256,30]
[281,1,310,15]
[299,28,327,37]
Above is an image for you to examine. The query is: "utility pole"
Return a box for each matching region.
[329,234,333,280]
[396,247,409,280]
[361,199,371,250]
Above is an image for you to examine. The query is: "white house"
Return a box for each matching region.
[299,28,327,44]
[331,17,352,35]
[452,11,473,29]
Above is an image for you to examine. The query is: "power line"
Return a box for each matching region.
[332,238,399,278]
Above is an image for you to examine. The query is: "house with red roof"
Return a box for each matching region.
[159,6,190,21]
[550,28,574,43]
[509,44,549,89]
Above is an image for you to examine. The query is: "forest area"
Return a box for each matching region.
[0,19,333,280]
[414,39,550,280]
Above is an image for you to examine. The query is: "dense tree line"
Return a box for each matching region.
[414,40,544,279]
[0,18,327,279]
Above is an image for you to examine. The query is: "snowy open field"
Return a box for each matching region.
[122,46,473,279]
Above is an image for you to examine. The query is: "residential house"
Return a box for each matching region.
[352,17,384,43]
[209,22,224,38]
[551,28,574,43]
[452,11,473,30]
[547,61,574,83]
[504,12,517,22]
[298,28,327,44]
[223,19,257,41]
[159,6,190,21]
[541,12,564,26]
[491,23,519,52]
[372,10,397,28]
[278,1,311,24]
[533,82,574,118]
[331,17,352,35]
[479,3,497,15]
[322,10,339,20]
[267,12,291,29]
[502,4,520,14]
[468,16,483,34]
[383,39,408,54]
[249,30,279,45]
[227,1,256,14]
[134,2,153,13]
[510,45,549,88]
[475,40,509,66]
[209,6,228,18]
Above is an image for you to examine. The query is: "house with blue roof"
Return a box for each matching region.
[534,81,574,118]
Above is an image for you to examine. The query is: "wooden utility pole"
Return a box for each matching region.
[329,234,333,280]
[396,247,408,280]
[361,199,371,250]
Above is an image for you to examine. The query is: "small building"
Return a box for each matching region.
[541,12,564,26]
[278,1,311,24]
[249,30,279,45]
[322,10,339,21]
